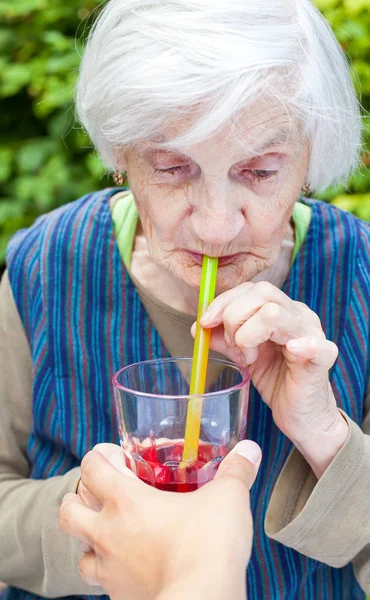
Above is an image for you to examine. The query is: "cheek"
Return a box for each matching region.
[133,190,187,245]
[246,204,289,242]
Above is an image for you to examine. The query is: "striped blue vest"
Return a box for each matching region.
[5,188,370,599]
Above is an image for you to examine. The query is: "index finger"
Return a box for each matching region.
[200,282,254,326]
[201,281,292,327]
[80,449,140,505]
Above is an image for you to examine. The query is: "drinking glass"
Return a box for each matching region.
[113,357,250,492]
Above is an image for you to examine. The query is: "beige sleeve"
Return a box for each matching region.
[265,398,370,594]
[0,271,104,597]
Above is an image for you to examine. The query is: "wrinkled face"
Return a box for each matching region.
[118,103,309,293]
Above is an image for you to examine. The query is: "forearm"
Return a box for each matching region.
[0,469,104,597]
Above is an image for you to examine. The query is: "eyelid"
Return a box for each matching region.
[154,165,188,175]
[241,154,283,170]
[247,169,277,180]
[154,164,189,170]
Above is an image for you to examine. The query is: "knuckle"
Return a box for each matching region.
[234,328,255,350]
[294,300,310,312]
[81,451,96,482]
[81,450,94,471]
[295,302,322,327]
[260,302,281,321]
[239,281,254,294]
[255,281,274,296]
[220,463,253,493]
[308,337,319,350]
[329,340,339,358]
[234,328,246,348]
[223,304,241,332]
[220,454,257,488]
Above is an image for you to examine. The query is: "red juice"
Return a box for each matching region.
[126,441,228,493]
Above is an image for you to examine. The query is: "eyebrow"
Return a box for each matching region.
[254,128,299,154]
[144,128,300,161]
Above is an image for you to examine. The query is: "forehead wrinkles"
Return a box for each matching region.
[227,110,302,155]
[137,109,302,164]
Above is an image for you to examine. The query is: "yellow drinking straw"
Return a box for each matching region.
[182,256,219,464]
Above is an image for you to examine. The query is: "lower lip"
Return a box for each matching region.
[187,251,240,266]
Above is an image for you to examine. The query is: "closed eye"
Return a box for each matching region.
[154,166,278,180]
[246,169,277,180]
[154,166,185,175]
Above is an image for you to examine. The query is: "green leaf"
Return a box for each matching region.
[0,0,46,18]
[343,0,370,16]
[42,31,72,52]
[16,139,59,174]
[0,148,14,182]
[0,27,14,51]
[0,63,31,97]
[47,108,75,138]
[34,74,77,117]
[0,199,23,226]
[85,153,107,180]
[315,0,339,10]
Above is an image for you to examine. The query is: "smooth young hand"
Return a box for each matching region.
[60,441,261,600]
[194,281,349,478]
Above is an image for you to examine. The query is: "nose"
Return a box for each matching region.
[189,192,245,247]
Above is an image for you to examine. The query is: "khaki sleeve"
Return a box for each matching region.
[265,397,370,594]
[0,271,104,597]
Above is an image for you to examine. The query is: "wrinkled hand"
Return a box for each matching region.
[194,281,349,477]
[61,441,261,600]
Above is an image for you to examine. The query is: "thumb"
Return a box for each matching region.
[215,441,262,490]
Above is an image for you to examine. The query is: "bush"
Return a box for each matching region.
[314,0,370,219]
[0,0,109,265]
[0,0,369,267]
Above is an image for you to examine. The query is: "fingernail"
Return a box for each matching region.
[200,311,212,324]
[234,441,262,464]
[236,350,246,366]
[243,347,257,364]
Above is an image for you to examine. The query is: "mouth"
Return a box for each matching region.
[186,251,241,266]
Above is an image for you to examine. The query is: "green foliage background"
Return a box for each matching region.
[0,0,369,268]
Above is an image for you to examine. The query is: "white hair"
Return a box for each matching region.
[76,0,362,191]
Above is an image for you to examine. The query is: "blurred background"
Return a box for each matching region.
[0,0,369,274]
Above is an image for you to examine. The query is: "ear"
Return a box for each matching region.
[112,147,128,171]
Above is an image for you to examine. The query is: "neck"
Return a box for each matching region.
[130,222,295,315]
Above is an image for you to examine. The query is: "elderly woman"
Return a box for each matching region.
[0,0,369,599]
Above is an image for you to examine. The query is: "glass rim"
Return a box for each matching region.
[112,357,250,400]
